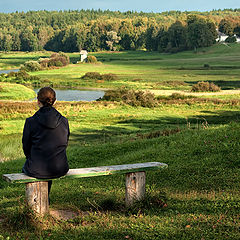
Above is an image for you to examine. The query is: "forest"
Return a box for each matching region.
[0,9,240,53]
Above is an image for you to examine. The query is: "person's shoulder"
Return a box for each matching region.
[61,115,69,124]
[25,115,35,123]
[53,108,68,123]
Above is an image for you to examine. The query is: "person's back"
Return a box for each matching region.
[22,87,69,179]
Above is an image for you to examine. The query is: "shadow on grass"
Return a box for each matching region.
[69,110,240,144]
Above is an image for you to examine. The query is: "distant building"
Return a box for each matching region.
[80,50,88,62]
[216,31,240,43]
[235,35,240,43]
[216,31,228,42]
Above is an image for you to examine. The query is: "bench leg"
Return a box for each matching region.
[25,181,49,215]
[125,171,146,207]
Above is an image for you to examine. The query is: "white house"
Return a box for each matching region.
[216,31,240,43]
[80,50,88,62]
[216,31,228,42]
[235,34,240,43]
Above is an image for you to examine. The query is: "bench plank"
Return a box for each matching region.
[2,162,168,183]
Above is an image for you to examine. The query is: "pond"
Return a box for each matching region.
[0,69,19,74]
[34,89,105,102]
[0,69,105,101]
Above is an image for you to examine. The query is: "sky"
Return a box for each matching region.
[0,0,239,13]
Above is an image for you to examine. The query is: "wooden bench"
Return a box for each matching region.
[2,162,168,215]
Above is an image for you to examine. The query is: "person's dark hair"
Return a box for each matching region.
[37,87,56,107]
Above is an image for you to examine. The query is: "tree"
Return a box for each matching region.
[234,25,240,37]
[167,21,187,51]
[187,15,217,50]
[119,20,135,50]
[219,19,234,36]
[38,27,54,49]
[20,29,39,51]
[12,32,21,51]
[106,31,121,51]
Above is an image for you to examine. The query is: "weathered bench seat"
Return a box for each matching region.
[3,162,168,215]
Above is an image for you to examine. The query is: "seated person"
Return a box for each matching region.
[22,87,70,199]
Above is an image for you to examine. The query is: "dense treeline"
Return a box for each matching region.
[0,9,240,53]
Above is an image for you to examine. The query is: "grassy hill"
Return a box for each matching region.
[0,45,240,239]
[0,99,240,239]
[0,83,36,100]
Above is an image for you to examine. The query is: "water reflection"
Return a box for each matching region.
[34,89,105,102]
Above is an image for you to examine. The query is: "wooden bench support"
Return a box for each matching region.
[26,181,49,215]
[3,162,168,215]
[125,171,146,207]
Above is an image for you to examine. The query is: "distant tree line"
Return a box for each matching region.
[0,9,240,53]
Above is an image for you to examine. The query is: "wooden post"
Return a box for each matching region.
[25,181,49,215]
[125,171,146,207]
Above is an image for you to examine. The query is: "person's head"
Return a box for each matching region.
[37,87,56,107]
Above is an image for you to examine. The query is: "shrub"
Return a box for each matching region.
[39,58,50,68]
[81,72,102,80]
[203,64,210,68]
[20,61,41,72]
[161,81,187,87]
[100,87,157,107]
[191,81,221,92]
[38,52,69,69]
[87,55,98,63]
[101,73,118,81]
[169,93,196,100]
[81,72,118,81]
[2,70,41,86]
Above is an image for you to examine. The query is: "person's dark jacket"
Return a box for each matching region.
[22,106,69,179]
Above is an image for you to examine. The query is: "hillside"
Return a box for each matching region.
[0,9,240,52]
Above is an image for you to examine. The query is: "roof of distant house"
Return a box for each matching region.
[217,31,228,37]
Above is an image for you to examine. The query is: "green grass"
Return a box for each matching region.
[2,43,240,91]
[0,82,36,100]
[0,51,52,70]
[0,45,240,239]
[0,100,240,239]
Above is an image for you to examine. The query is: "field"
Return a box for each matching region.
[0,44,240,239]
[1,43,240,93]
[31,44,240,92]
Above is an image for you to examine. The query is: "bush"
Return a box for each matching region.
[2,70,41,86]
[81,72,118,81]
[87,55,98,63]
[100,87,157,107]
[161,81,187,87]
[20,61,41,72]
[81,72,102,80]
[169,93,196,100]
[39,52,69,69]
[101,73,118,81]
[39,58,50,68]
[191,81,221,92]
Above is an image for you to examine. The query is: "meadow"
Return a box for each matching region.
[1,43,240,92]
[0,44,240,239]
